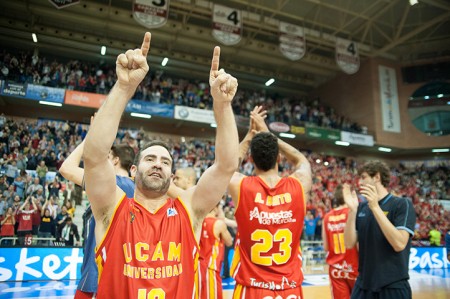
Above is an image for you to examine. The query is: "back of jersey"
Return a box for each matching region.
[323,207,358,278]
[199,216,225,272]
[231,176,306,290]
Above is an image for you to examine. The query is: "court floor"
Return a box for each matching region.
[0,268,448,299]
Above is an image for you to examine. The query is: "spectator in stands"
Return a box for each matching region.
[0,174,8,193]
[5,159,18,185]
[47,177,61,198]
[26,177,44,197]
[36,160,48,193]
[0,207,15,246]
[446,231,450,262]
[12,175,25,200]
[0,194,6,217]
[16,197,37,245]
[3,185,17,207]
[429,226,441,246]
[58,216,79,246]
[304,210,320,241]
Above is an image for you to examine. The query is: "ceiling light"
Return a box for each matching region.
[39,101,62,107]
[210,123,217,128]
[432,148,449,153]
[335,141,350,146]
[279,133,295,139]
[424,96,429,99]
[437,94,443,98]
[161,57,169,66]
[324,161,329,166]
[378,147,392,152]
[101,46,106,56]
[265,78,275,86]
[409,0,418,5]
[315,159,321,164]
[131,112,151,119]
[32,33,38,43]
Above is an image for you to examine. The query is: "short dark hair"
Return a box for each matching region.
[333,185,345,208]
[358,160,391,187]
[111,144,135,172]
[250,132,279,171]
[134,141,175,172]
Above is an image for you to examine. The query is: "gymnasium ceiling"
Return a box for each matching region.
[0,0,449,95]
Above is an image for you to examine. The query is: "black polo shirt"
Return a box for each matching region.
[355,194,416,291]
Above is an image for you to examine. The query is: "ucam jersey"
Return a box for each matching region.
[95,195,199,299]
[323,207,358,279]
[231,176,306,290]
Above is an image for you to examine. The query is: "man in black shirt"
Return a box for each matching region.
[343,160,416,299]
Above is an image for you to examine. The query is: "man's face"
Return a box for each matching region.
[358,172,376,190]
[173,170,189,190]
[135,146,172,194]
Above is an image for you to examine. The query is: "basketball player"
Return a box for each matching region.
[228,106,312,299]
[82,32,239,298]
[322,184,358,299]
[59,140,135,299]
[343,160,416,299]
[170,167,233,299]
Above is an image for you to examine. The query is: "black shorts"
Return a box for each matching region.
[351,280,412,299]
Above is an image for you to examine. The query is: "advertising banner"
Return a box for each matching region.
[174,106,215,124]
[306,127,340,141]
[379,65,401,133]
[126,100,174,118]
[64,90,107,108]
[1,81,26,97]
[0,247,83,282]
[25,84,65,103]
[340,131,374,146]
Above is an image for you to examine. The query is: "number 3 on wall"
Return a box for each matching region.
[138,288,165,299]
[251,229,292,266]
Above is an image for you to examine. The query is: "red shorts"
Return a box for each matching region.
[233,283,303,299]
[329,266,357,299]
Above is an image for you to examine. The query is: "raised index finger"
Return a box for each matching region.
[210,46,220,73]
[141,32,151,57]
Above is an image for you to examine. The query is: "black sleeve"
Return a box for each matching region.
[393,197,416,236]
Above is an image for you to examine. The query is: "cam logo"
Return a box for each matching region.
[167,208,178,217]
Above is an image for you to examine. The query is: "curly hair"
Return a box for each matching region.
[250,132,279,171]
[358,160,391,187]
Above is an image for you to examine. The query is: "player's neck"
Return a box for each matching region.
[135,190,169,213]
[256,168,280,188]
[115,167,129,177]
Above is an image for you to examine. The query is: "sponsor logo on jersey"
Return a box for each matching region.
[249,276,297,290]
[327,222,346,232]
[357,212,366,217]
[249,207,296,225]
[167,208,178,217]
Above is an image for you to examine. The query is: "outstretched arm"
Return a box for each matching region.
[343,184,359,249]
[59,140,85,186]
[191,46,239,219]
[83,32,151,231]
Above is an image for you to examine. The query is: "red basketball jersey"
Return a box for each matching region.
[231,176,306,291]
[200,217,225,272]
[323,207,358,278]
[95,196,199,299]
[199,216,225,299]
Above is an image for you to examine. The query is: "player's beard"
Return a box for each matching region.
[137,169,171,194]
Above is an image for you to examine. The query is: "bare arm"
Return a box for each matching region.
[362,184,410,252]
[278,139,312,194]
[343,184,358,249]
[215,219,233,247]
[83,33,151,229]
[190,47,239,219]
[59,140,85,186]
[322,221,329,251]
